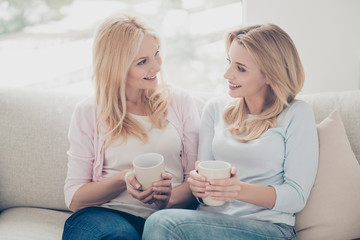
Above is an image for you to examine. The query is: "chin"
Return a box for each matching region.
[228,90,241,99]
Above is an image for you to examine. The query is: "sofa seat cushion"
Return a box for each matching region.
[0,207,71,240]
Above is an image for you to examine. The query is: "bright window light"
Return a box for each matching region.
[0,0,242,93]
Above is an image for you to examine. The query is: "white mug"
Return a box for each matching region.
[198,160,231,206]
[125,153,165,190]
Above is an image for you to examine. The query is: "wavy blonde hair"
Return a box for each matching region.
[93,13,169,148]
[223,24,304,142]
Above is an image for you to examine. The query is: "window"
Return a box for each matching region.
[0,0,242,93]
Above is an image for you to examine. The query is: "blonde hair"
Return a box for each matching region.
[93,13,169,148]
[223,23,304,142]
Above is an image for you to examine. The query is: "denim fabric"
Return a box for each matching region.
[62,207,145,240]
[143,209,296,240]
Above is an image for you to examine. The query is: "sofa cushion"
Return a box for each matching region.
[298,90,360,164]
[0,207,71,239]
[0,88,85,211]
[295,110,360,239]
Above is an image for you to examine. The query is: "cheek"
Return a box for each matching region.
[127,68,143,82]
[157,56,162,66]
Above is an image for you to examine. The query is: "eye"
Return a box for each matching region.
[155,50,160,56]
[226,58,231,64]
[237,66,246,72]
[137,59,146,65]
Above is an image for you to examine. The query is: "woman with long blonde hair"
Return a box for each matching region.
[62,13,200,240]
[143,23,318,239]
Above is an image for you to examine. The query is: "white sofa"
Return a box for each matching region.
[0,87,359,240]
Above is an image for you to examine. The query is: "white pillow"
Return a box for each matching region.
[295,110,360,239]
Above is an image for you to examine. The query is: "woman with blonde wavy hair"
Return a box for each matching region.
[62,13,200,240]
[143,23,318,239]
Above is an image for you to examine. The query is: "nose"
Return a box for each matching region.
[151,57,162,73]
[224,65,234,80]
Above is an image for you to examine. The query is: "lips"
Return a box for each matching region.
[144,75,157,80]
[229,82,241,90]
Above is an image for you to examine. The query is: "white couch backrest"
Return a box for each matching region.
[298,90,360,164]
[0,88,358,212]
[0,88,85,211]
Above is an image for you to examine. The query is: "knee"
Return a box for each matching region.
[103,229,140,240]
[143,209,189,240]
[144,210,171,230]
[143,210,174,240]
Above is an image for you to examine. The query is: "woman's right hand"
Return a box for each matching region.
[125,171,155,204]
[187,161,210,199]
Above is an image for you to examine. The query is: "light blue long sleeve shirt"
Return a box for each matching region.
[197,96,319,226]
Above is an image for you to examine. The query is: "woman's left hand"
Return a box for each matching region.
[151,172,173,209]
[205,167,242,202]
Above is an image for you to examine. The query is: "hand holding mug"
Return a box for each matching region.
[149,172,172,209]
[125,153,172,209]
[188,160,232,206]
[188,161,209,199]
[125,153,165,190]
[204,167,241,204]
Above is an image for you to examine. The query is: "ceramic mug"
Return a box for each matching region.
[198,160,231,206]
[125,153,165,190]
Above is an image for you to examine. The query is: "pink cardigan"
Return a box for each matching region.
[64,87,200,209]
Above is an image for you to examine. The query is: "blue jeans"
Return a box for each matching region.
[62,207,145,240]
[143,209,296,240]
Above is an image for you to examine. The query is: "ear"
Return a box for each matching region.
[265,76,271,85]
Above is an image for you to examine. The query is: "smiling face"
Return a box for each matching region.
[126,34,162,95]
[224,40,270,107]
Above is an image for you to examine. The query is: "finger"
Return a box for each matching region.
[189,170,207,182]
[230,167,237,176]
[127,174,141,190]
[127,186,152,200]
[153,192,171,200]
[188,178,209,192]
[153,179,172,188]
[210,196,236,203]
[153,195,170,201]
[206,190,238,199]
[194,161,200,170]
[141,193,156,204]
[210,177,237,186]
[193,192,209,198]
[206,184,241,193]
[160,172,172,180]
[152,186,172,195]
[189,184,207,194]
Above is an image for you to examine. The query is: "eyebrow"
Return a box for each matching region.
[134,46,160,62]
[235,62,248,68]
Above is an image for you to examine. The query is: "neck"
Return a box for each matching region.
[124,89,146,115]
[244,97,265,115]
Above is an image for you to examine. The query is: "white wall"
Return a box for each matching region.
[243,0,360,94]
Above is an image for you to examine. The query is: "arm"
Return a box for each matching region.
[204,168,276,209]
[188,100,216,202]
[271,102,319,213]
[64,100,130,212]
[167,181,195,208]
[70,171,128,211]
[166,88,201,208]
[190,101,318,211]
[189,163,276,209]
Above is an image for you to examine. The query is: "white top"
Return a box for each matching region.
[197,96,319,226]
[102,114,182,218]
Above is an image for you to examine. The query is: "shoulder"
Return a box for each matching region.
[168,85,193,103]
[284,100,314,116]
[167,85,198,112]
[72,95,96,119]
[279,99,316,125]
[203,95,231,114]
